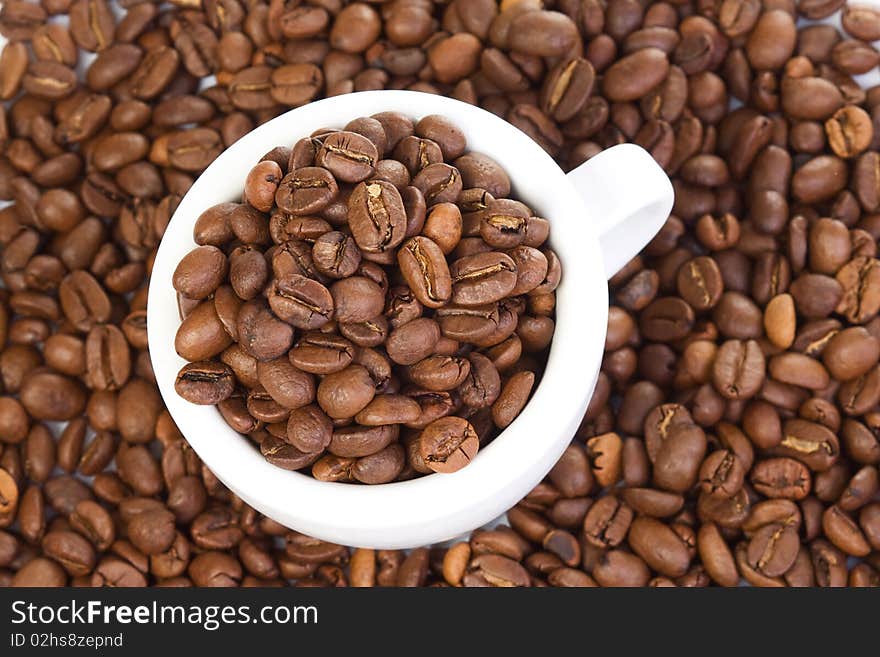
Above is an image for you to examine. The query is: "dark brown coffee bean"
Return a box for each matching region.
[419,416,479,474]
[412,163,463,206]
[603,48,670,102]
[173,246,227,301]
[284,404,332,454]
[260,434,320,472]
[774,419,840,472]
[312,231,361,279]
[289,333,354,376]
[823,505,871,556]
[492,370,535,429]
[386,318,441,366]
[583,496,632,548]
[750,458,812,500]
[640,297,695,341]
[236,300,294,361]
[745,522,799,577]
[628,517,691,578]
[276,167,338,216]
[267,274,333,330]
[836,257,880,323]
[712,339,766,400]
[328,424,397,459]
[347,180,407,253]
[175,361,234,405]
[352,443,405,484]
[317,365,376,420]
[397,236,452,309]
[677,256,723,310]
[175,300,232,362]
[316,131,378,184]
[355,395,420,427]
[270,63,322,107]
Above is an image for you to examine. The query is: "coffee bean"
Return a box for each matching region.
[764,293,796,349]
[769,352,831,390]
[316,131,378,184]
[6,0,880,586]
[172,246,227,301]
[397,236,452,309]
[412,163,463,206]
[792,155,848,203]
[745,522,799,577]
[347,180,407,253]
[351,443,405,484]
[750,457,812,500]
[603,48,670,102]
[823,505,871,557]
[174,362,234,406]
[267,274,333,330]
[386,318,441,366]
[826,105,873,158]
[583,496,632,548]
[836,257,880,323]
[316,365,376,420]
[329,276,384,324]
[774,419,840,472]
[677,256,723,310]
[628,516,691,577]
[712,339,765,400]
[640,297,694,341]
[312,232,361,279]
[419,417,478,474]
[275,167,338,216]
[270,64,322,107]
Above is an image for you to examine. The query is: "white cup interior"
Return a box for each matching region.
[147,90,608,549]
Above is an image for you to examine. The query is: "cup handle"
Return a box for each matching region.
[565,143,674,280]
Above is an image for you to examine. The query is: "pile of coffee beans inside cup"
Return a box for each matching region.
[2,0,880,586]
[171,113,559,482]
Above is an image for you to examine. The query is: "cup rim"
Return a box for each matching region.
[147,90,608,548]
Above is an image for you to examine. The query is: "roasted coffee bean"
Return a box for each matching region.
[419,417,479,474]
[492,371,535,429]
[270,64,322,107]
[628,517,691,578]
[175,300,233,362]
[236,300,295,362]
[289,333,354,376]
[5,0,880,586]
[583,496,633,549]
[317,365,376,420]
[172,246,227,301]
[450,252,517,306]
[603,48,670,102]
[412,163,463,206]
[312,232,361,279]
[330,277,384,324]
[712,339,766,400]
[276,167,338,216]
[745,522,799,577]
[316,131,378,184]
[751,458,812,500]
[347,180,407,253]
[175,362,234,406]
[267,275,333,330]
[386,318,441,366]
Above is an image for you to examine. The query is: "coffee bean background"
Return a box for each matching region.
[1,0,880,586]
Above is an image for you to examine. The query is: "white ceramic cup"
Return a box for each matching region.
[147,90,673,549]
